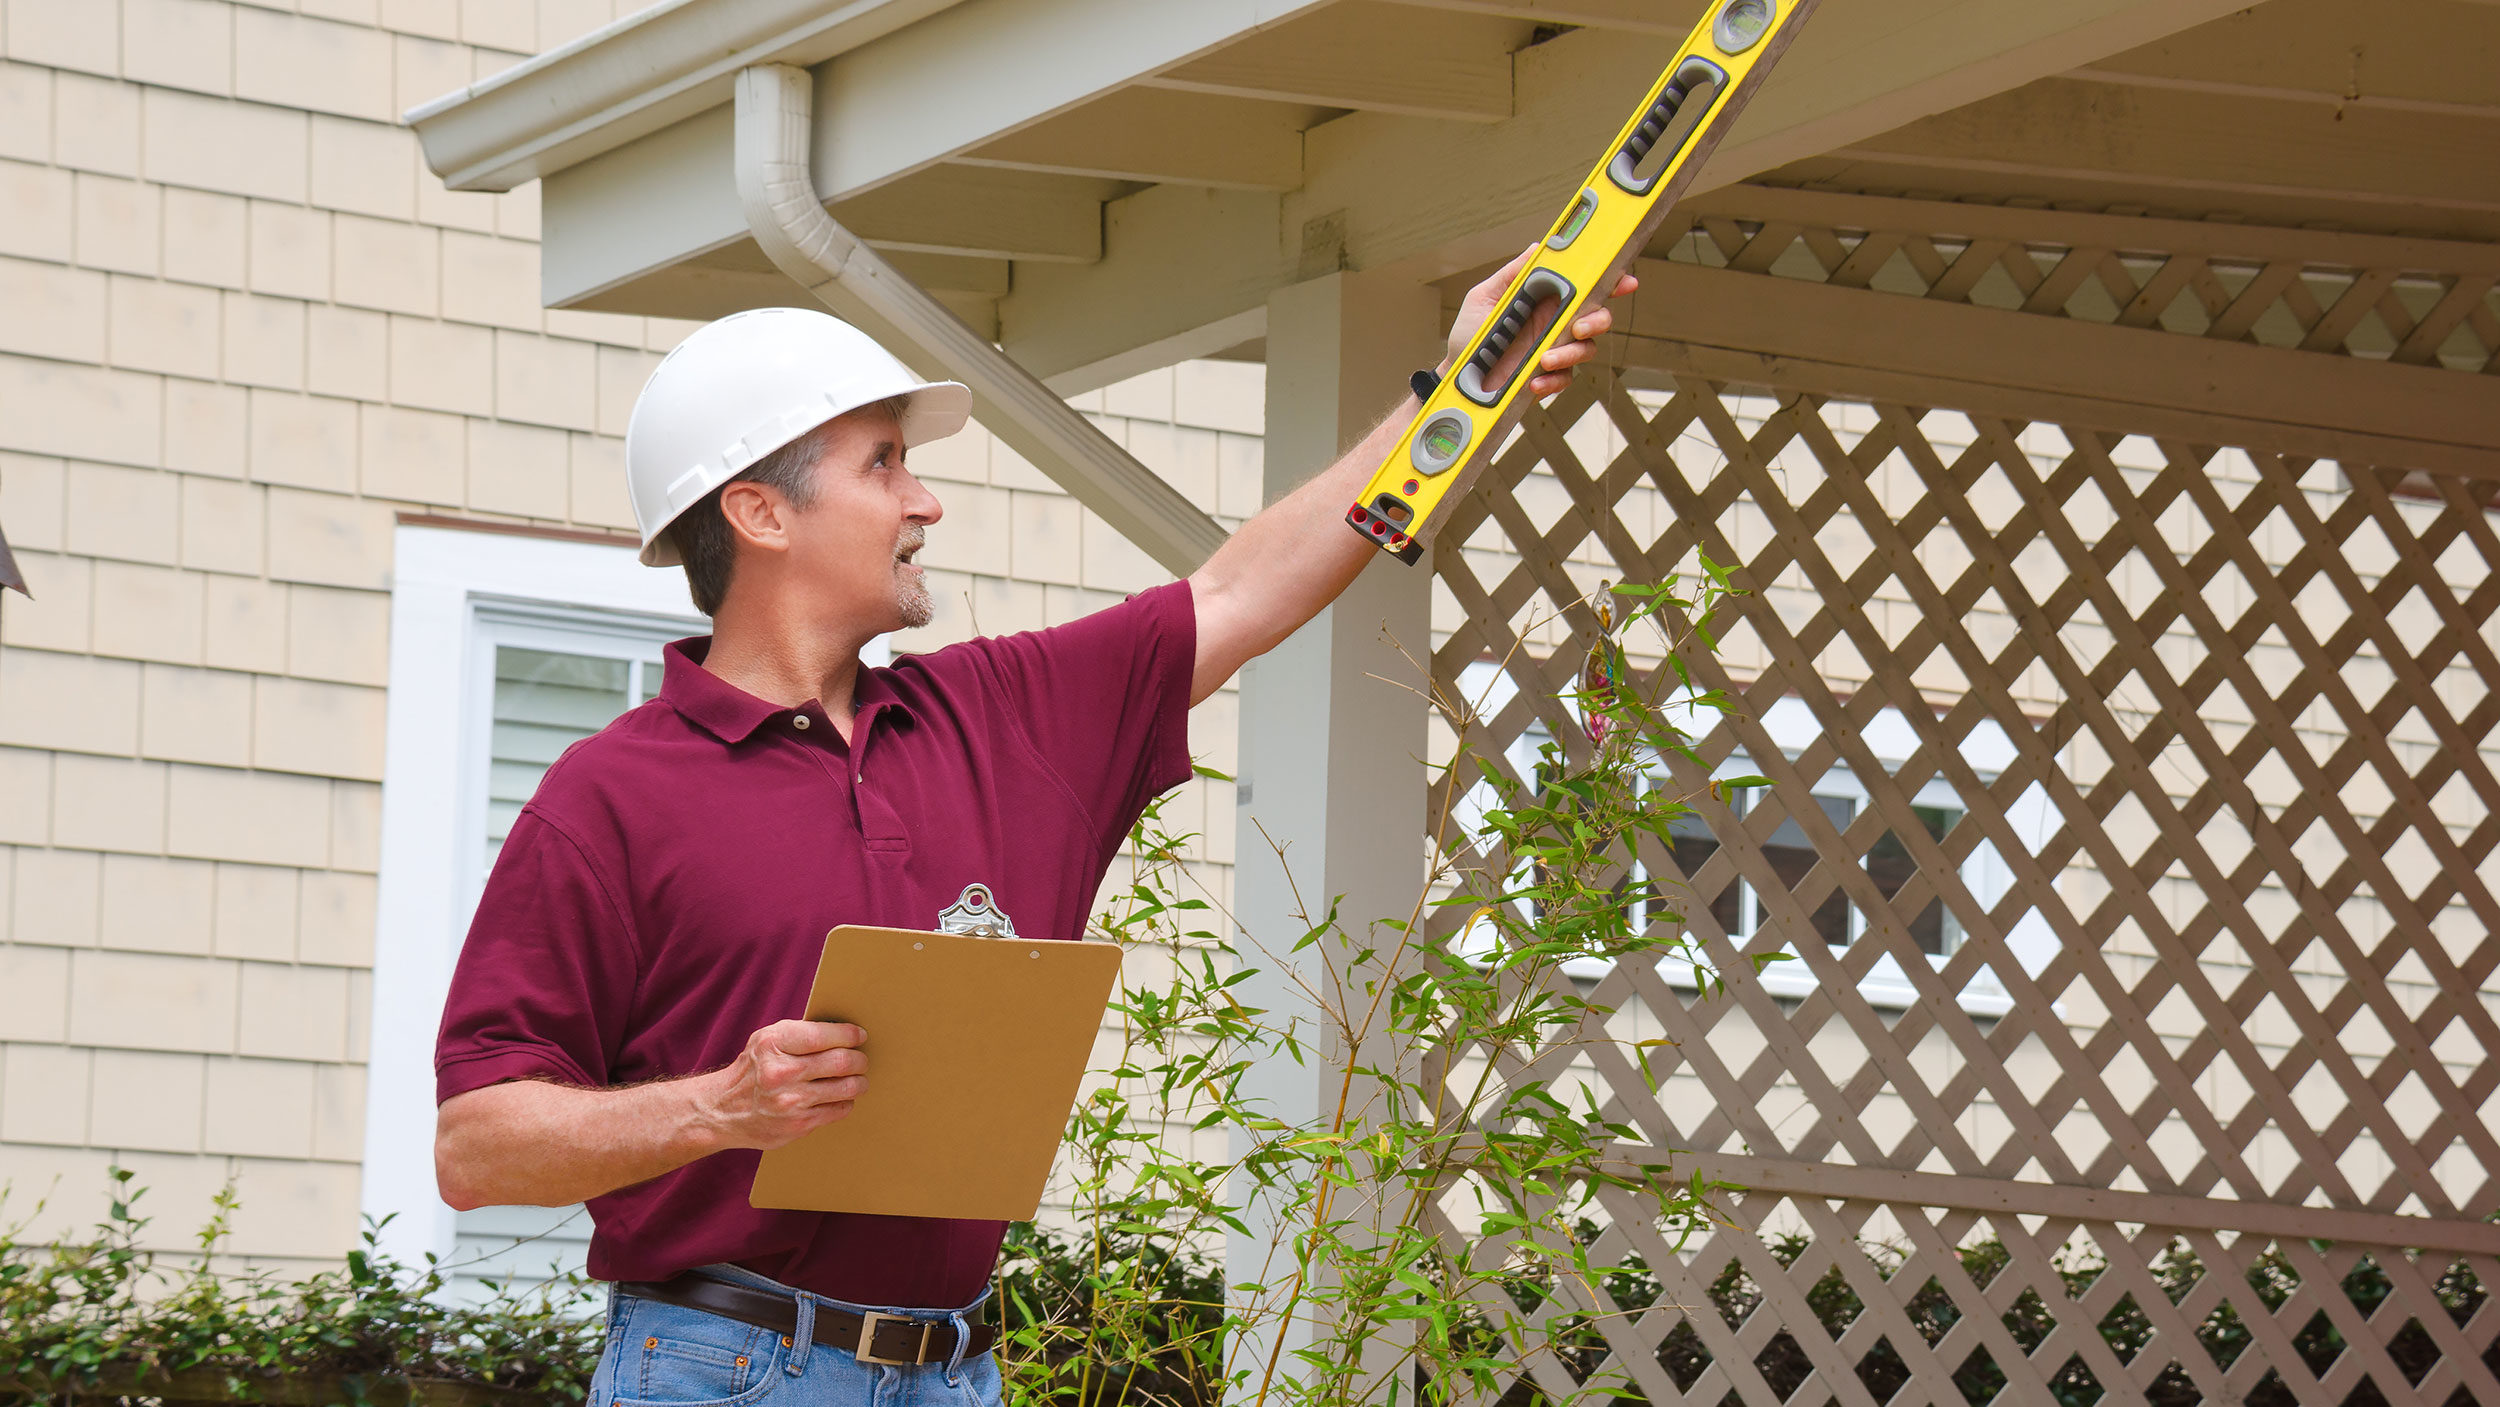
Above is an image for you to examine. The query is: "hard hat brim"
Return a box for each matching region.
[637,378,975,568]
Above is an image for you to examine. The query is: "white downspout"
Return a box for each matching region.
[732,63,1227,578]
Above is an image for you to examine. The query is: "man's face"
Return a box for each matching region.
[782,405,944,633]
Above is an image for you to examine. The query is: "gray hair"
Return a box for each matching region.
[666,396,909,617]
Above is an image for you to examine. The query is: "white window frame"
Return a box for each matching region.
[365,525,707,1273]
[369,525,899,1275]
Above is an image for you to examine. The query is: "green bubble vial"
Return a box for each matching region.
[1713,0,1773,54]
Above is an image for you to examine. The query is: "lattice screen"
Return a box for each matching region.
[1418,342,2500,1406]
[1669,187,2500,375]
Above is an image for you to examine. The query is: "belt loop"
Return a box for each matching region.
[944,1310,970,1384]
[785,1292,816,1377]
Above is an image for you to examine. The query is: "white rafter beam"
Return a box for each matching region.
[1380,0,1698,36]
[1614,258,2500,477]
[955,88,1309,191]
[1000,0,2271,386]
[1840,77,2500,218]
[524,0,1339,307]
[832,166,1112,263]
[2070,0,2500,118]
[1137,3,1529,124]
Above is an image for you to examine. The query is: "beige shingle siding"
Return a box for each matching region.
[0,0,1260,1268]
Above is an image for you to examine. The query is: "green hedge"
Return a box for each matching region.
[0,1172,596,1404]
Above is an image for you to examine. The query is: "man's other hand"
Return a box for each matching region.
[1446,246,1640,402]
[698,1019,869,1150]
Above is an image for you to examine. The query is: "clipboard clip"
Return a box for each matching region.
[936,882,1019,939]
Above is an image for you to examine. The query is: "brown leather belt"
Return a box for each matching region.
[618,1272,998,1367]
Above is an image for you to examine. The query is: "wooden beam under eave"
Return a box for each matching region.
[1137,2,1529,124]
[1001,183,1291,394]
[2073,0,2500,117]
[565,262,1003,338]
[1615,259,2500,477]
[684,238,1015,296]
[955,88,1307,191]
[1380,0,1700,37]
[829,165,1113,264]
[1289,0,2272,288]
[1840,78,2500,224]
[1002,0,2260,384]
[533,0,1339,307]
[1680,182,2500,278]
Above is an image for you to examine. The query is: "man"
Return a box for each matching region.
[432,250,1632,1404]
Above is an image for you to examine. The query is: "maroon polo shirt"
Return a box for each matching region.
[434,580,1196,1308]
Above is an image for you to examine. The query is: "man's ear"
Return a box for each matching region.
[718,480,793,555]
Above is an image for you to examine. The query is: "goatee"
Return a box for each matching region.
[896,525,934,628]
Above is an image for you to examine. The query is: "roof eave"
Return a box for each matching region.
[406,0,966,192]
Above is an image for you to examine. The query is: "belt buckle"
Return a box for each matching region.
[854,1310,931,1366]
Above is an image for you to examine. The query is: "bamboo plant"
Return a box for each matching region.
[1002,565,1766,1407]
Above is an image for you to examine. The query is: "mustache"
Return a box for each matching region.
[895,525,926,558]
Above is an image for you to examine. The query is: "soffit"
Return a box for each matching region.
[1769,0,2500,248]
[411,0,2497,390]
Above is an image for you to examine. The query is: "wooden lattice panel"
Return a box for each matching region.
[1664,186,2500,376]
[1419,352,2500,1406]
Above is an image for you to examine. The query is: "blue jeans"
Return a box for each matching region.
[585,1264,1002,1407]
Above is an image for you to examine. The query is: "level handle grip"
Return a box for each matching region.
[1454,268,1579,407]
[1607,57,1727,195]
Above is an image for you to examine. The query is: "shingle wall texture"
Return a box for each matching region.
[0,0,1258,1269]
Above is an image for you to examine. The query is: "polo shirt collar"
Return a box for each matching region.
[660,637,917,744]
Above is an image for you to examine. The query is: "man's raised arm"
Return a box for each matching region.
[1186,250,1637,704]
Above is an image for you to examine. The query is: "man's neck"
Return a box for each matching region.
[700,601,877,737]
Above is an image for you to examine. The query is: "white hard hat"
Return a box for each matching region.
[623,308,973,566]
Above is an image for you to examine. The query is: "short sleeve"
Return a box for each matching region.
[970,579,1197,851]
[434,810,639,1103]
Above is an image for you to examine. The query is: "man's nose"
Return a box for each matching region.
[904,470,944,524]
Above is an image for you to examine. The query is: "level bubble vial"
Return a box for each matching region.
[1410,410,1473,475]
[1714,0,1773,54]
[1547,189,1599,251]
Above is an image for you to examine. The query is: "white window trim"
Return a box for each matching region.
[363,524,709,1273]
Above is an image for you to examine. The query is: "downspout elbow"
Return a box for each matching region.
[728,62,1229,576]
[733,65,859,296]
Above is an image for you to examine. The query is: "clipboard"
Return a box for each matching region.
[748,897,1123,1221]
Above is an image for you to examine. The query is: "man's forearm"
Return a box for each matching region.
[1184,253,1633,702]
[436,1019,865,1210]
[1186,399,1421,702]
[436,1075,722,1210]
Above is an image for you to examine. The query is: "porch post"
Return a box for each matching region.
[1228,270,1441,1396]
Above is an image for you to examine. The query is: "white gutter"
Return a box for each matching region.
[733,63,1228,577]
[408,0,965,192]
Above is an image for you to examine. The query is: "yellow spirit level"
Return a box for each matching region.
[1346,0,1819,563]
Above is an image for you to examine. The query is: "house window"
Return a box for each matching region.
[368,525,708,1302]
[1865,803,1966,956]
[1455,664,2032,1014]
[371,529,902,1297]
[473,618,669,874]
[1633,776,1969,957]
